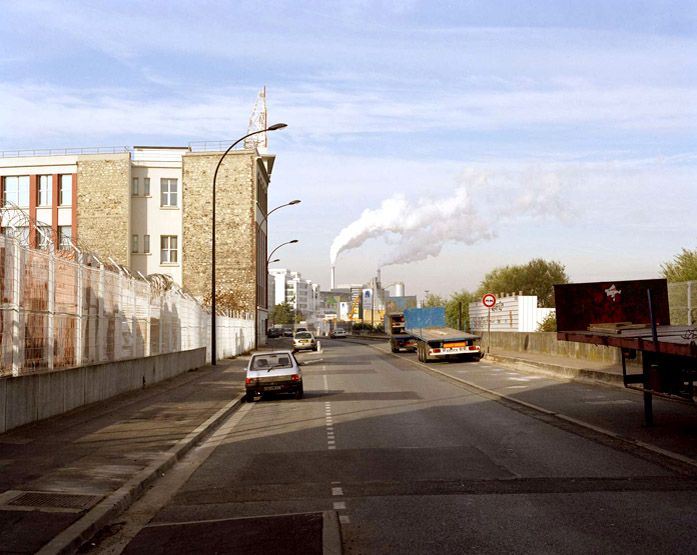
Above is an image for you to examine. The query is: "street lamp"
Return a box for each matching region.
[211,122,287,366]
[266,240,299,333]
[257,200,301,346]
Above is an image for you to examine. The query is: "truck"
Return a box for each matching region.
[405,307,481,362]
[554,278,697,425]
[385,312,417,353]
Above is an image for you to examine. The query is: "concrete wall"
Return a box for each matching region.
[0,347,205,434]
[481,330,625,365]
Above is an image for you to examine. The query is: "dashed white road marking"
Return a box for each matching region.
[333,502,346,510]
[332,487,344,496]
[339,515,351,524]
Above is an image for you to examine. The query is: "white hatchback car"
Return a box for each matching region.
[293,331,317,351]
[245,350,303,402]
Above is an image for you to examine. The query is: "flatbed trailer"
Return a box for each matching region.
[405,307,481,363]
[555,278,697,425]
[385,313,417,353]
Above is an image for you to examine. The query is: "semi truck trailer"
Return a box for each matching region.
[385,312,417,353]
[405,307,481,362]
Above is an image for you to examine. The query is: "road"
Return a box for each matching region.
[92,338,697,554]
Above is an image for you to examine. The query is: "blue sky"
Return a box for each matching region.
[1,1,696,298]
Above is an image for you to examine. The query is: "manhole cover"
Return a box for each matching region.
[6,491,102,510]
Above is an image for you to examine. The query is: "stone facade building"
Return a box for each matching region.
[0,144,277,342]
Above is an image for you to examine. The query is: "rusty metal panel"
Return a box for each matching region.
[554,279,670,332]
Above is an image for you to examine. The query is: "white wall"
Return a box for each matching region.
[469,295,553,332]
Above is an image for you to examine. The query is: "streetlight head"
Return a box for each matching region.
[267,123,288,131]
[270,258,280,263]
[289,239,299,244]
[289,199,301,205]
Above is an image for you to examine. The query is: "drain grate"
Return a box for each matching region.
[6,491,102,510]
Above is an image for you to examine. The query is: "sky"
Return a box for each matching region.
[1,1,696,299]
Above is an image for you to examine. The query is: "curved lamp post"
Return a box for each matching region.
[211,123,287,366]
[266,240,299,332]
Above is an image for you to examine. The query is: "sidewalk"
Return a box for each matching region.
[483,348,627,386]
[0,358,248,554]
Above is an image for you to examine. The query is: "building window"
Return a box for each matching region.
[132,177,139,196]
[58,226,72,250]
[37,226,52,249]
[132,234,139,253]
[3,176,30,207]
[143,234,150,254]
[59,175,72,206]
[160,178,178,207]
[143,177,150,196]
[38,176,53,206]
[160,235,178,264]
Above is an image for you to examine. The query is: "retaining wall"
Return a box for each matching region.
[480,330,636,366]
[0,347,206,433]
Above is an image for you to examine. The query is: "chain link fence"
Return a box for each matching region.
[667,281,697,326]
[1,234,254,377]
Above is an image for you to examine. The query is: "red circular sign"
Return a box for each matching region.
[482,293,497,308]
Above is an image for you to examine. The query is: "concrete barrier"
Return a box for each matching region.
[0,348,206,434]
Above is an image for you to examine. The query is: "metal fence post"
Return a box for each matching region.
[75,255,83,367]
[11,239,25,376]
[98,263,107,362]
[47,248,55,370]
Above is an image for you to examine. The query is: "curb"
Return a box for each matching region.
[37,393,245,555]
[372,342,697,473]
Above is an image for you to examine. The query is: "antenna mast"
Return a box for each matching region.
[245,86,268,150]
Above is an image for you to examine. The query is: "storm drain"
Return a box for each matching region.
[1,491,102,512]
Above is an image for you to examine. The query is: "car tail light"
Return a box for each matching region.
[291,374,301,381]
[245,378,257,385]
[432,348,441,353]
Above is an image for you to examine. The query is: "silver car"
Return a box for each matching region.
[293,331,317,351]
[245,350,303,402]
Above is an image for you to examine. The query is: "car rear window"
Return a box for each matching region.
[252,354,293,370]
[296,332,312,339]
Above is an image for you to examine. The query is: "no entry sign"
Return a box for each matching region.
[482,293,497,308]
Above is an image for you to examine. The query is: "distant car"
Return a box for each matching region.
[266,328,282,338]
[330,328,348,338]
[293,331,317,351]
[245,350,303,401]
[283,329,293,337]
[295,327,308,333]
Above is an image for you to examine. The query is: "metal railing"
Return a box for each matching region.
[0,146,131,158]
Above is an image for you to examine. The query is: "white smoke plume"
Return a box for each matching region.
[329,167,569,267]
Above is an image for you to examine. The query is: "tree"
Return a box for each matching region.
[537,312,557,332]
[445,290,478,330]
[477,258,569,307]
[423,293,447,307]
[661,247,697,282]
[269,302,295,325]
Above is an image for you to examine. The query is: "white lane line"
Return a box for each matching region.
[332,487,344,496]
[328,445,337,450]
[333,501,346,510]
[339,515,351,524]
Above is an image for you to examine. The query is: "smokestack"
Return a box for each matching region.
[330,265,336,290]
[377,268,381,288]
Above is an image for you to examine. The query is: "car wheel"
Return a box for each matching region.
[295,387,304,400]
[246,392,256,403]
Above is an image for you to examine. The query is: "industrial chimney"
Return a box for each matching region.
[330,265,336,290]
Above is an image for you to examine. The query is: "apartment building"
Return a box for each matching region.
[0,143,277,340]
[269,268,320,321]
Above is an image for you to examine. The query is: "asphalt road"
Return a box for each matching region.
[92,338,697,554]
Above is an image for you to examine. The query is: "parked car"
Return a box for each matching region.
[293,331,317,351]
[283,329,294,337]
[245,350,303,401]
[295,327,308,333]
[267,328,282,338]
[330,328,348,338]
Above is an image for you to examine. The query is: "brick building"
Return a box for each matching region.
[0,144,277,342]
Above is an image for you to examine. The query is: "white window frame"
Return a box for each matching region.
[132,177,139,196]
[160,235,178,264]
[160,178,178,208]
[132,234,139,253]
[59,175,72,206]
[58,226,72,250]
[3,176,30,207]
[38,175,52,206]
